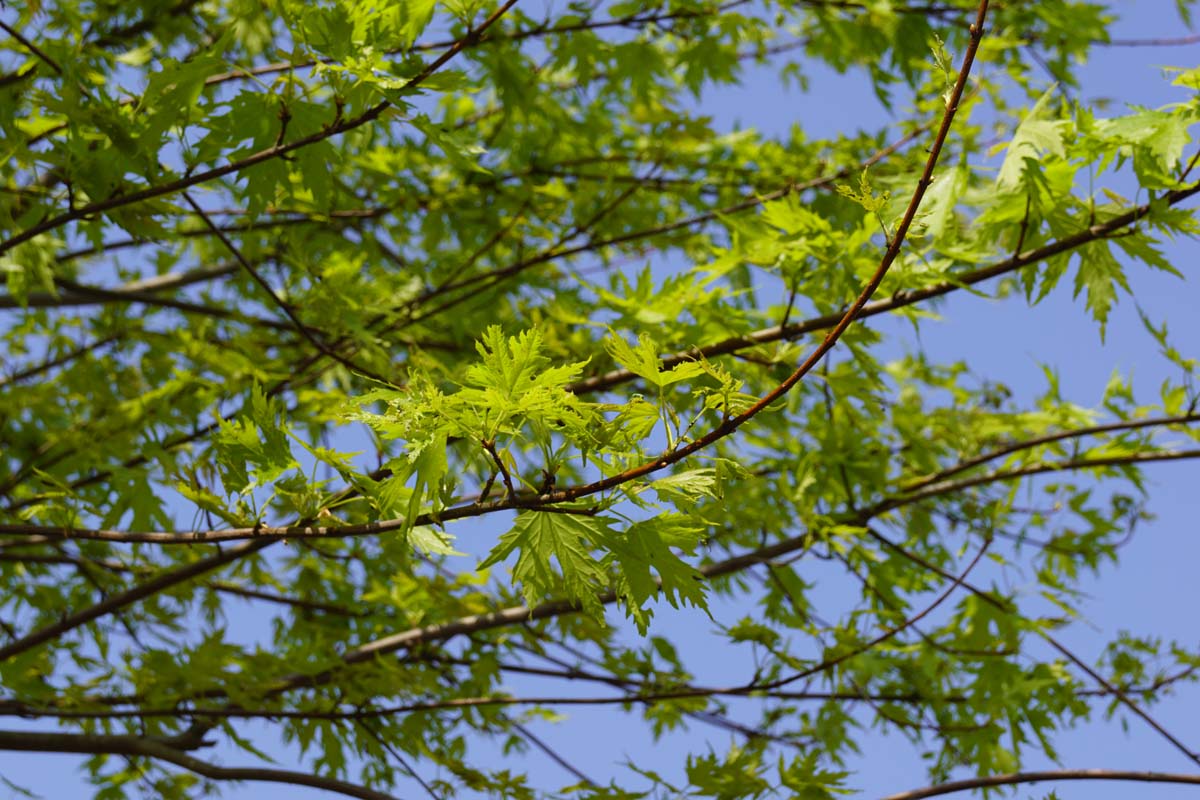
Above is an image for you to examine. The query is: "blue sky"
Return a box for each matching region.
[3,2,1199,798]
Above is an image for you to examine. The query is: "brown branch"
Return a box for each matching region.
[0,728,399,800]
[901,412,1200,491]
[829,544,1011,660]
[0,20,64,74]
[511,721,599,787]
[0,261,239,308]
[0,274,288,331]
[1104,33,1200,47]
[355,720,444,800]
[206,581,368,617]
[882,448,1200,514]
[0,334,122,388]
[0,539,274,662]
[882,769,1200,800]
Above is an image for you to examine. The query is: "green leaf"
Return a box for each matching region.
[778,752,853,800]
[479,511,619,615]
[836,168,891,213]
[996,86,1069,189]
[409,525,464,556]
[1073,240,1129,339]
[609,515,708,634]
[648,469,721,507]
[1097,108,1196,187]
[410,114,491,174]
[0,237,58,307]
[211,386,298,493]
[920,158,969,240]
[929,33,955,106]
[394,432,449,533]
[395,0,437,49]
[300,4,355,60]
[606,333,704,389]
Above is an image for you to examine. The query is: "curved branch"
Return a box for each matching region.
[10,444,1199,548]
[0,539,274,662]
[0,20,63,74]
[882,769,1200,800]
[753,536,991,692]
[0,274,287,330]
[0,728,399,800]
[900,413,1200,491]
[883,447,1200,513]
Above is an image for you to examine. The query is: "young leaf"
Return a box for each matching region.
[478,512,620,615]
[995,87,1069,189]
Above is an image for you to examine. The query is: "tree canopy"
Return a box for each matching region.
[1,0,1200,798]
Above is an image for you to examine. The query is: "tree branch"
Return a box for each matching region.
[900,413,1200,491]
[882,769,1200,800]
[0,539,274,662]
[0,728,399,800]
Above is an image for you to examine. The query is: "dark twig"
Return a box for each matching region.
[0,728,398,800]
[181,192,391,383]
[0,19,64,74]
